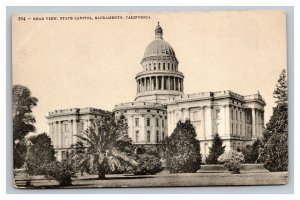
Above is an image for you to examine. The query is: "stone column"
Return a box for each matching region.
[173,77,176,90]
[149,76,152,90]
[70,120,73,146]
[145,77,148,91]
[179,79,181,91]
[223,105,228,136]
[201,107,206,138]
[206,106,213,139]
[181,79,183,92]
[73,119,78,144]
[60,121,64,148]
[256,109,259,137]
[251,108,256,139]
[55,121,58,148]
[167,111,171,136]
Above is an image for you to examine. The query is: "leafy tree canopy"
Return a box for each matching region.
[26,133,56,175]
[273,69,288,104]
[165,120,201,173]
[259,69,288,172]
[13,85,38,141]
[73,115,137,179]
[206,133,225,164]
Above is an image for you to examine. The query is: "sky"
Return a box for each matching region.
[12,10,287,134]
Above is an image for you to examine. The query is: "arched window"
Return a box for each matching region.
[147,131,151,142]
[135,131,139,142]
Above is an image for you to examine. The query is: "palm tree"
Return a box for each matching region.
[74,115,137,179]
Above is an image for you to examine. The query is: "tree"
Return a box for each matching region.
[273,69,288,104]
[13,85,38,168]
[258,69,288,172]
[205,134,225,164]
[242,139,262,163]
[74,115,137,179]
[25,133,56,175]
[165,120,201,173]
[218,150,245,174]
[42,159,77,187]
[134,154,163,175]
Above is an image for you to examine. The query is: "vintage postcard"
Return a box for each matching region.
[12,11,288,188]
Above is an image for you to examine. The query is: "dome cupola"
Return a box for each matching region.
[155,22,163,39]
[135,23,184,103]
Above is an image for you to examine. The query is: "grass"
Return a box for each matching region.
[14,170,288,188]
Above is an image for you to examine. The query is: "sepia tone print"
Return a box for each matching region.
[12,11,288,188]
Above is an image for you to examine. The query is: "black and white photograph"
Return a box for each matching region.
[12,10,288,188]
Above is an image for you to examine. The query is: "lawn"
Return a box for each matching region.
[14,170,288,188]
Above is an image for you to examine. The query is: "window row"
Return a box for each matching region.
[231,110,249,121]
[135,130,165,143]
[231,123,252,136]
[135,118,165,128]
[144,62,177,71]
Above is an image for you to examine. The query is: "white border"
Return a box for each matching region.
[1,0,299,199]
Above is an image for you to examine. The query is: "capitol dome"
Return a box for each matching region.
[141,22,178,63]
[135,23,184,103]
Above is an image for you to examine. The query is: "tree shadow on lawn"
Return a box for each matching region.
[81,175,155,181]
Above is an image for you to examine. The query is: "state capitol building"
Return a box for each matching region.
[46,23,266,161]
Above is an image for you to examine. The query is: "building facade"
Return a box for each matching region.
[46,107,111,161]
[113,23,266,159]
[47,23,266,161]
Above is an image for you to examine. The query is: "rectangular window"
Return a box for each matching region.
[147,118,150,126]
[156,118,159,127]
[135,118,139,126]
[156,131,160,142]
[216,109,220,119]
[79,122,84,132]
[162,119,164,128]
[216,123,219,134]
[240,124,243,136]
[64,124,68,132]
[231,110,234,120]
[236,110,238,120]
[147,131,151,142]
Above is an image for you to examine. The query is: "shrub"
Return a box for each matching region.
[26,133,55,175]
[218,150,244,174]
[205,134,225,164]
[134,154,162,175]
[242,139,262,163]
[165,120,201,173]
[42,159,77,187]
